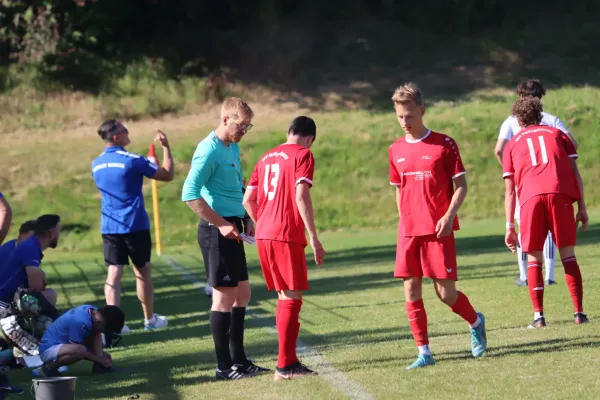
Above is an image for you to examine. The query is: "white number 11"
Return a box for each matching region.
[526,136,549,166]
[263,164,280,201]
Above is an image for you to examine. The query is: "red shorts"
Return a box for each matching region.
[256,239,308,291]
[394,233,458,281]
[520,193,576,252]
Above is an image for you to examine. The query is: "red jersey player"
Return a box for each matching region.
[503,96,589,328]
[243,116,325,380]
[388,83,487,369]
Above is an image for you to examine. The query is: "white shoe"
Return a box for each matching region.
[144,314,168,331]
[204,284,213,298]
[121,324,133,334]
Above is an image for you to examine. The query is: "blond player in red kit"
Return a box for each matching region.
[388,83,487,369]
[503,96,589,328]
[243,116,325,381]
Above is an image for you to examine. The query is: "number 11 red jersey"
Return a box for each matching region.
[502,125,581,206]
[247,143,315,245]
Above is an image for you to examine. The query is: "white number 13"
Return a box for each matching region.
[263,164,280,201]
[526,136,549,166]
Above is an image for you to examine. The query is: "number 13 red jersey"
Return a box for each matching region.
[502,125,581,206]
[248,143,315,245]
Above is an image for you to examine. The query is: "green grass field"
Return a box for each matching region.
[9,215,600,400]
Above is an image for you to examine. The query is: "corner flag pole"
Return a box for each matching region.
[148,144,162,256]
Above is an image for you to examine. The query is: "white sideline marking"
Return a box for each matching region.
[163,255,374,400]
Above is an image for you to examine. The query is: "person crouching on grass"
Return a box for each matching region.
[38,304,125,377]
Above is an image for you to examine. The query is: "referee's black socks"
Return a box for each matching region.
[230,307,248,365]
[210,311,233,370]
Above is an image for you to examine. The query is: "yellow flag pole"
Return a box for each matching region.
[148,144,162,256]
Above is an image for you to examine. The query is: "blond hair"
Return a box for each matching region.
[221,97,254,121]
[392,83,424,107]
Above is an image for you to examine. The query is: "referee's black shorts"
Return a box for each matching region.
[197,217,248,287]
[102,229,152,268]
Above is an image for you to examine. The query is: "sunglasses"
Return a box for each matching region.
[229,118,253,132]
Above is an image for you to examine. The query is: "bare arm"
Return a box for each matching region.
[185,198,230,227]
[152,130,175,182]
[296,182,325,265]
[494,138,508,165]
[504,178,516,226]
[569,158,588,231]
[242,188,258,224]
[26,267,47,291]
[446,175,468,219]
[395,187,401,216]
[0,195,12,245]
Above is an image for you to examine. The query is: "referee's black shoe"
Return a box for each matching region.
[215,364,258,380]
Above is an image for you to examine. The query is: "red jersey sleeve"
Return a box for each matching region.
[389,145,401,185]
[560,131,578,159]
[443,137,466,179]
[247,163,260,189]
[502,141,515,178]
[295,149,315,187]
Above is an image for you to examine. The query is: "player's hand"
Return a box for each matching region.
[97,355,112,368]
[310,236,325,266]
[576,207,589,232]
[244,219,255,237]
[219,222,241,240]
[505,229,519,254]
[435,214,454,238]
[155,129,170,148]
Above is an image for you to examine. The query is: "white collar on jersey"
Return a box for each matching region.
[405,129,431,143]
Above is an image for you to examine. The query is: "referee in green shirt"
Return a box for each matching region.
[182,97,268,380]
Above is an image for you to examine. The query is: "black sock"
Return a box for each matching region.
[210,311,233,370]
[230,307,248,365]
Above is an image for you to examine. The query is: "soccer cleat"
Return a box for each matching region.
[528,317,546,329]
[406,354,436,370]
[515,277,528,287]
[92,363,121,374]
[240,360,270,374]
[216,364,257,380]
[0,373,24,395]
[470,312,487,357]
[144,314,168,331]
[121,324,133,334]
[40,362,61,378]
[574,313,589,325]
[274,362,318,380]
[545,280,556,286]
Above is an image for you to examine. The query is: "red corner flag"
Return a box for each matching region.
[148,144,161,167]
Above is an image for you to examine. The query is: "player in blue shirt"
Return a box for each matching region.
[38,304,125,377]
[92,120,174,333]
[0,192,12,245]
[0,220,36,264]
[0,215,61,314]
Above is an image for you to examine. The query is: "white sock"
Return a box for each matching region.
[145,314,156,325]
[517,233,527,281]
[534,312,544,320]
[418,345,431,356]
[543,233,556,281]
[469,315,482,329]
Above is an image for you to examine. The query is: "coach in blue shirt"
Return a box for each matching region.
[92,120,174,333]
[0,220,36,262]
[0,192,12,245]
[182,97,267,380]
[0,214,61,311]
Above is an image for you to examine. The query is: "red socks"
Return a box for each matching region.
[562,257,584,313]
[276,299,302,369]
[449,291,478,325]
[527,261,544,312]
[405,299,429,346]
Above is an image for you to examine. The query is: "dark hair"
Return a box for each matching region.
[100,305,125,334]
[512,97,543,127]
[288,116,317,139]
[97,119,125,142]
[19,220,37,235]
[516,79,546,99]
[34,214,60,236]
